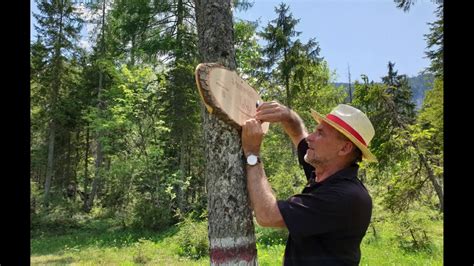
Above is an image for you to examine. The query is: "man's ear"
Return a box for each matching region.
[338,141,355,156]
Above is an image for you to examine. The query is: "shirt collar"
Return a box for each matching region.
[308,164,359,186]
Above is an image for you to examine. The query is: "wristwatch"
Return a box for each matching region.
[246,154,261,166]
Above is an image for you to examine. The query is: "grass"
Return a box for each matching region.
[360,217,443,266]
[31,218,208,265]
[31,216,442,265]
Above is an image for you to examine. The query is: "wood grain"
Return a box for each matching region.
[195,63,269,133]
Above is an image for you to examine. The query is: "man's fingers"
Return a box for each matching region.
[244,119,262,131]
[256,113,277,122]
[256,101,279,111]
[256,108,278,116]
[256,107,285,122]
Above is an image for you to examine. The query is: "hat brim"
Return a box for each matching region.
[310,109,378,162]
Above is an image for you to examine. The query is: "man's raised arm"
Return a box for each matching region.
[255,101,308,146]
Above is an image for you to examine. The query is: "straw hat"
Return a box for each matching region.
[310,104,377,162]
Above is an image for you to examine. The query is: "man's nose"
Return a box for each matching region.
[307,131,317,141]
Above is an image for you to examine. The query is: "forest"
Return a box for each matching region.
[30,0,443,264]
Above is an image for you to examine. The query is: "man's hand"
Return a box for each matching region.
[242,119,264,156]
[255,100,307,147]
[255,100,291,123]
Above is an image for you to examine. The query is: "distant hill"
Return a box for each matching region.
[332,73,434,109]
[407,73,434,109]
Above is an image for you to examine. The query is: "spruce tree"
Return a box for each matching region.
[33,0,83,207]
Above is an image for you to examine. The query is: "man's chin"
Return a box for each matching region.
[304,154,318,167]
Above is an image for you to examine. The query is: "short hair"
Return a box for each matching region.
[351,147,363,165]
[335,130,363,165]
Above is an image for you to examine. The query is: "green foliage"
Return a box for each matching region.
[424,4,443,77]
[33,0,83,57]
[129,188,172,230]
[259,2,322,108]
[132,238,153,264]
[255,226,288,246]
[352,62,443,213]
[392,208,439,253]
[290,61,346,125]
[417,77,443,145]
[268,164,307,200]
[352,64,415,171]
[235,19,263,78]
[31,201,82,234]
[173,216,209,260]
[116,160,178,230]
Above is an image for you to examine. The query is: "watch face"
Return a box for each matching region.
[247,155,258,165]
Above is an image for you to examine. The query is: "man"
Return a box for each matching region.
[241,101,376,265]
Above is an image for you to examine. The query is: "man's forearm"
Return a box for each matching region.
[246,163,285,228]
[281,108,308,146]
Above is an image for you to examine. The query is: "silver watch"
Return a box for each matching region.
[246,154,261,166]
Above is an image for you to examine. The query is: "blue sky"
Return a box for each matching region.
[234,0,438,82]
[31,0,438,83]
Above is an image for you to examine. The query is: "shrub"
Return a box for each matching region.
[268,164,307,200]
[174,216,209,260]
[130,192,175,230]
[132,238,153,264]
[392,210,436,253]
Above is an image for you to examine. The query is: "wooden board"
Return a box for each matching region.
[195,63,269,133]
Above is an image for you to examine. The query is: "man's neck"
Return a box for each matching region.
[314,161,349,183]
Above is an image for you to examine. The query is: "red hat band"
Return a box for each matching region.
[326,114,367,147]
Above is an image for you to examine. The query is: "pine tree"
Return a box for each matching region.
[424,4,443,78]
[33,0,83,207]
[382,61,416,125]
[259,3,321,109]
[353,63,443,212]
[81,0,111,212]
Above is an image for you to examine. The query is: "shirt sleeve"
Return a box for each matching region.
[297,138,315,181]
[277,188,352,237]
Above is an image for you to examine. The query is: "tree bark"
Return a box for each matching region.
[419,152,443,212]
[84,139,103,212]
[82,126,90,204]
[44,121,56,206]
[195,0,258,264]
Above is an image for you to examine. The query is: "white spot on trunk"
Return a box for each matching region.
[210,236,256,249]
[211,258,258,266]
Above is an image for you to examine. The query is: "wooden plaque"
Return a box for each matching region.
[195,63,269,133]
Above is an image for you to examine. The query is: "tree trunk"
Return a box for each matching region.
[44,121,56,206]
[195,0,258,264]
[82,126,90,204]
[84,140,103,212]
[419,153,443,212]
[177,141,187,214]
[84,0,107,213]
[44,0,65,207]
[84,71,105,212]
[63,131,72,194]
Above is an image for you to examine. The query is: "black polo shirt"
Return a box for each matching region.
[276,139,372,265]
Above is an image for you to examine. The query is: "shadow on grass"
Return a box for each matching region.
[31,218,180,256]
[35,256,75,265]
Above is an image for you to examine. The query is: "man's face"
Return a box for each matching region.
[304,121,347,167]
